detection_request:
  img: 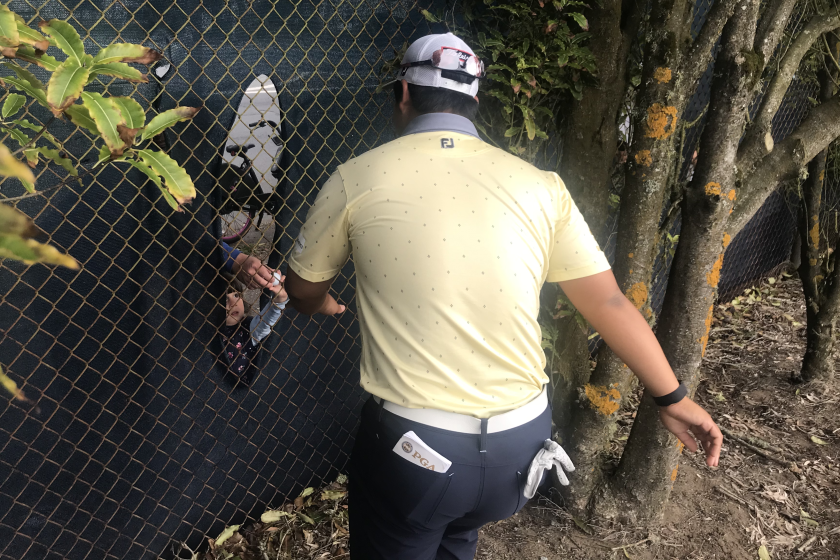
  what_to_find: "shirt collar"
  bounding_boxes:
[402,113,480,139]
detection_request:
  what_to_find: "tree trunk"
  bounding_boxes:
[560,0,639,243]
[561,0,739,516]
[797,33,839,383]
[601,0,761,523]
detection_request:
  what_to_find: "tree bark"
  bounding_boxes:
[602,0,761,523]
[561,0,739,516]
[730,95,840,234]
[560,0,641,242]
[739,14,840,172]
[797,33,839,383]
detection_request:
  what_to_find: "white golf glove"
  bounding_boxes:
[523,439,575,499]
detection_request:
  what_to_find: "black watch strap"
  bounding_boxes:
[653,382,688,406]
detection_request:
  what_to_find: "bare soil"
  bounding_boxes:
[478,273,840,560]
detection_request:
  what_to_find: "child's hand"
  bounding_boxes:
[272,274,288,304]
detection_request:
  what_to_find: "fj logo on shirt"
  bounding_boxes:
[441,138,454,149]
[294,234,306,255]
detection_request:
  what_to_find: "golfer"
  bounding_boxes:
[286,32,722,560]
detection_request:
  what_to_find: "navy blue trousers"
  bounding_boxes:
[349,397,552,560]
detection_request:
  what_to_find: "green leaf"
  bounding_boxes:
[0,142,35,186]
[504,126,521,137]
[64,104,99,135]
[299,487,315,498]
[2,93,25,118]
[88,62,146,83]
[47,59,90,115]
[2,76,48,107]
[136,149,195,204]
[111,97,145,128]
[525,117,536,140]
[38,20,85,64]
[81,91,126,155]
[0,364,31,403]
[11,118,60,148]
[3,61,45,90]
[298,513,315,525]
[260,510,293,523]
[0,5,19,47]
[1,126,31,149]
[0,231,78,267]
[139,106,199,143]
[810,435,828,445]
[420,9,439,22]
[758,545,770,560]
[16,22,49,51]
[570,13,589,31]
[32,147,76,175]
[117,158,179,211]
[92,43,161,65]
[6,45,60,71]
[95,144,111,166]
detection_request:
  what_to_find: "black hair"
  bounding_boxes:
[393,81,479,121]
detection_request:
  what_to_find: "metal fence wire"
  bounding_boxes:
[0,1,821,560]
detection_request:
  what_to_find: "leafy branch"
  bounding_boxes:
[0,5,201,401]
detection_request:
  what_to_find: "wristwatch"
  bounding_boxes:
[653,381,688,406]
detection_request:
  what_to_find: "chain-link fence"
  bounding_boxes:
[0,1,823,559]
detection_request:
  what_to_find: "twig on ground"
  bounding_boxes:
[610,537,650,551]
[715,485,749,507]
[722,428,793,467]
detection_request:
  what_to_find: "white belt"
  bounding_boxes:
[372,387,548,434]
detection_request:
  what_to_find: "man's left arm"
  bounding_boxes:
[285,172,351,316]
[558,271,722,467]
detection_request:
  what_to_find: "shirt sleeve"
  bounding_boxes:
[546,173,611,283]
[288,171,351,282]
[220,241,241,272]
[250,298,286,344]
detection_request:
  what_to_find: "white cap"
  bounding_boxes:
[397,32,481,97]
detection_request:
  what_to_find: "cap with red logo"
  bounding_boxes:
[392,32,484,97]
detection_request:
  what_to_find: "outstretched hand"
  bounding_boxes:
[232,253,283,294]
[658,397,722,467]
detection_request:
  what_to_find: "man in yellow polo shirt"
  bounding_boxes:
[286,32,722,560]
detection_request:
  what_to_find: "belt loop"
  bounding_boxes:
[479,418,488,453]
[377,397,386,422]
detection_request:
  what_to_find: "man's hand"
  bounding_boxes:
[285,268,345,316]
[658,397,722,467]
[232,253,282,294]
[317,294,346,316]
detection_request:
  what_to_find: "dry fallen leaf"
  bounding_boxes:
[811,436,829,446]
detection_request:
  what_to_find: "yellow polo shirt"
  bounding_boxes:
[289,126,609,417]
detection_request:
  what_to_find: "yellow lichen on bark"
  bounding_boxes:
[644,104,678,139]
[705,182,722,196]
[634,150,652,167]
[809,219,819,248]
[628,253,634,258]
[810,258,818,266]
[583,384,621,416]
[726,189,736,201]
[706,253,724,287]
[653,67,672,83]
[820,169,825,183]
[626,282,648,309]
[722,233,731,248]
[670,464,679,482]
[699,304,714,356]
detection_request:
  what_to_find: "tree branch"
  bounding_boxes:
[730,95,840,234]
[680,0,739,89]
[753,0,801,64]
[739,14,840,171]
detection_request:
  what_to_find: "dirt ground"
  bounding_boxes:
[478,273,840,560]
[205,272,839,560]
